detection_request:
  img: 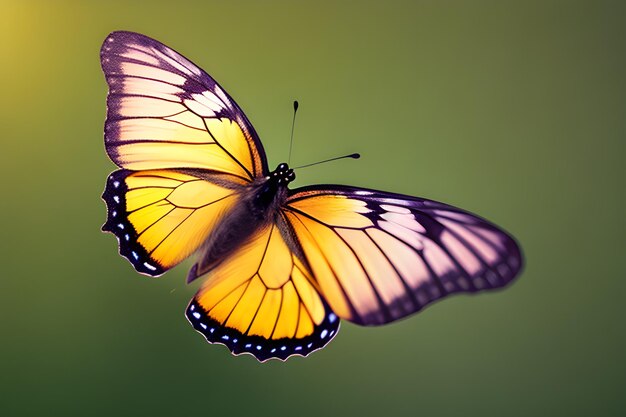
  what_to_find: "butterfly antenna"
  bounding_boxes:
[293,153,361,170]
[288,100,299,164]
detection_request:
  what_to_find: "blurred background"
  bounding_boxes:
[1,1,624,416]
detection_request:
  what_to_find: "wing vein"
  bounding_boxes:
[196,109,254,180]
[288,212,359,321]
[134,206,175,236]
[331,227,391,322]
[269,289,283,339]
[220,280,252,325]
[364,230,419,310]
[109,139,217,146]
[108,92,181,104]
[244,287,269,336]
[147,210,195,255]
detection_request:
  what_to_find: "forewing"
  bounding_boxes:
[186,222,340,362]
[102,169,240,276]
[284,185,523,325]
[100,31,268,181]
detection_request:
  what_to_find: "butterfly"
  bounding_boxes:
[100,31,523,362]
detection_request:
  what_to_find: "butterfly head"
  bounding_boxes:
[272,163,296,185]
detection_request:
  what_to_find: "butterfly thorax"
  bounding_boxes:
[187,163,295,282]
[251,163,295,218]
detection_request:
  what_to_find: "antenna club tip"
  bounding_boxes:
[351,153,361,159]
[293,100,299,111]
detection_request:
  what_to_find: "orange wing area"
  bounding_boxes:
[284,187,523,326]
[102,169,239,276]
[186,222,340,362]
[101,31,267,181]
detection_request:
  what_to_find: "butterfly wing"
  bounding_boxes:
[101,31,268,181]
[186,220,340,362]
[102,169,242,276]
[283,185,523,325]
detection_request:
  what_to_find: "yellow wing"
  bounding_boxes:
[101,31,268,182]
[186,221,340,362]
[102,169,240,276]
[284,186,523,326]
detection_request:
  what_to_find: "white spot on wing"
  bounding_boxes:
[143,262,157,271]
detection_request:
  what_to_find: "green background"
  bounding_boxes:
[1,1,624,416]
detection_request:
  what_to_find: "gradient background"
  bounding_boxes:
[1,1,624,416]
